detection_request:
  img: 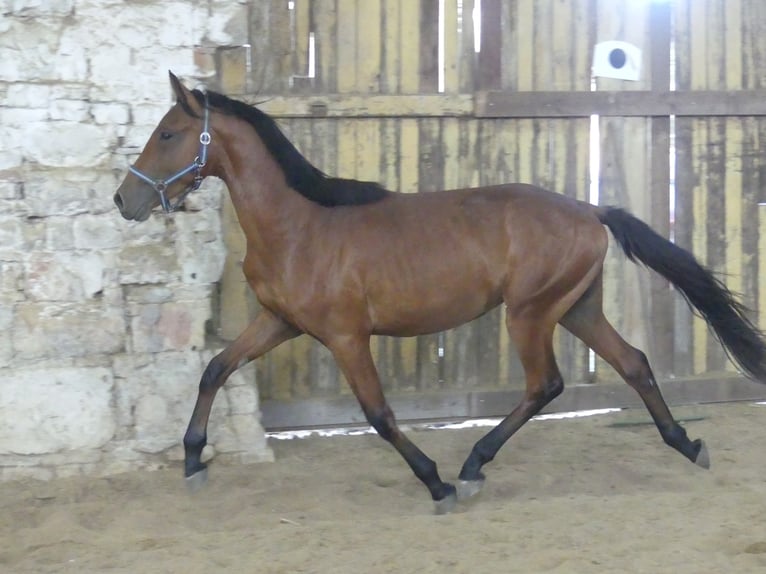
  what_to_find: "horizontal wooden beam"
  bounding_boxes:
[254,94,474,118]
[261,375,766,430]
[247,91,766,119]
[476,90,766,118]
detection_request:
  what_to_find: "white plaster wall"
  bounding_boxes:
[0,0,273,480]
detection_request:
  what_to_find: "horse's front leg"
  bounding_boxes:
[183,310,299,488]
[327,334,457,514]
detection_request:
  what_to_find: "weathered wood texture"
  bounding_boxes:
[216,0,766,426]
[674,0,766,378]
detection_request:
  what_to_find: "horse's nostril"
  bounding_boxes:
[114,192,124,210]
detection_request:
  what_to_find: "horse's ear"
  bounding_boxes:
[168,71,200,112]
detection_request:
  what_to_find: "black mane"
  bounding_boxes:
[187,90,389,207]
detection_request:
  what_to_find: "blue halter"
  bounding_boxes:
[128,96,211,213]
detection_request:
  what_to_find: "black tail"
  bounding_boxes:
[598,207,766,383]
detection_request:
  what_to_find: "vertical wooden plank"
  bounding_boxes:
[515,0,534,91]
[742,3,766,338]
[379,119,399,191]
[516,119,534,185]
[689,0,708,90]
[399,119,420,193]
[400,0,421,93]
[700,0,728,374]
[740,118,761,318]
[673,119,695,377]
[217,47,248,94]
[441,118,460,189]
[500,0,516,91]
[760,204,766,331]
[457,118,480,190]
[443,0,459,93]
[478,0,503,90]
[336,0,357,93]
[356,0,383,92]
[293,0,311,77]
[722,0,747,375]
[725,0,744,91]
[672,0,695,377]
[312,0,338,91]
[704,118,729,373]
[458,0,477,92]
[690,118,710,375]
[355,120,381,180]
[382,0,401,94]
[573,0,597,91]
[551,0,573,90]
[532,0,552,90]
[249,0,293,93]
[337,119,358,181]
[419,0,440,93]
[725,120,744,299]
[647,0,673,378]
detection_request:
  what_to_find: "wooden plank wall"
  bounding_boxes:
[215,0,766,418]
[674,0,766,377]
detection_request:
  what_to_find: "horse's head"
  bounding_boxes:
[114,72,211,221]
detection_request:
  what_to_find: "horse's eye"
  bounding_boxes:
[159,131,174,141]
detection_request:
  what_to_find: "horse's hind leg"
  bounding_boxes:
[560,279,709,468]
[183,310,299,488]
[458,315,563,493]
[327,334,457,514]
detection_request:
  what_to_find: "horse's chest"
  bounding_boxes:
[243,263,302,321]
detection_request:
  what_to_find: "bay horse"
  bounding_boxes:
[114,72,766,514]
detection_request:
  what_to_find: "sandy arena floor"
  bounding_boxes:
[2,402,765,573]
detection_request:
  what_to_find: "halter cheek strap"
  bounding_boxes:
[128,94,211,213]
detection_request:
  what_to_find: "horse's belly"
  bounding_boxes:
[369,286,502,337]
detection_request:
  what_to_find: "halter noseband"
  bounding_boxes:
[128,95,211,213]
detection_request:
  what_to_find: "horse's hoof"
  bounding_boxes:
[694,439,710,469]
[185,467,209,492]
[434,489,458,515]
[456,478,485,500]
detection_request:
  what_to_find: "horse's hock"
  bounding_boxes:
[0,1,273,481]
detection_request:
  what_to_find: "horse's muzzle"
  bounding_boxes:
[113,188,152,221]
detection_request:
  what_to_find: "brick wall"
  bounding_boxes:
[0,0,273,480]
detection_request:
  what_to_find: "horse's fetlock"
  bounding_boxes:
[660,423,688,448]
[184,429,207,452]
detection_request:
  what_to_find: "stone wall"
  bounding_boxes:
[0,0,273,480]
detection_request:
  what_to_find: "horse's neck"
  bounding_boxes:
[214,118,314,255]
